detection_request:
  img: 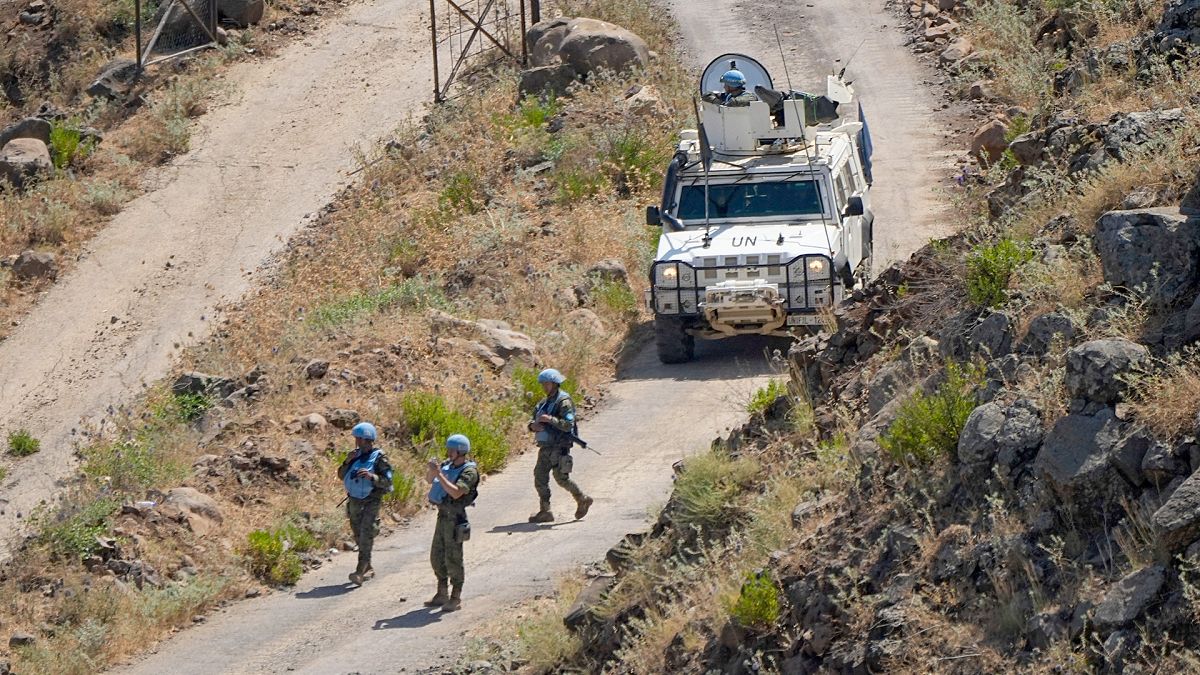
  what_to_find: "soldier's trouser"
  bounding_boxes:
[534,446,583,506]
[430,509,465,586]
[346,496,381,573]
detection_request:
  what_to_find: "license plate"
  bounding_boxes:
[787,315,823,326]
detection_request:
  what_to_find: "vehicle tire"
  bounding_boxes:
[655,316,694,364]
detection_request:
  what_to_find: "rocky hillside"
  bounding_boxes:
[455,1,1200,673]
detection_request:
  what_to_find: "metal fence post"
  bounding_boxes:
[430,0,442,102]
[135,0,143,74]
[530,0,539,24]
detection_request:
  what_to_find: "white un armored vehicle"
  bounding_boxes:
[645,54,875,363]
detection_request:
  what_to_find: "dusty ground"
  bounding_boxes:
[0,0,430,552]
[109,0,957,672]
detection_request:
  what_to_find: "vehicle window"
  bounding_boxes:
[677,180,824,220]
[838,165,854,198]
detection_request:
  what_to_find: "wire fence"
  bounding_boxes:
[137,0,219,69]
[431,0,533,102]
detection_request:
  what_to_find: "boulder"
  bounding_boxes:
[87,58,139,100]
[304,359,329,380]
[526,17,571,66]
[586,258,629,284]
[1064,339,1149,404]
[8,632,35,648]
[1095,209,1200,306]
[923,20,959,40]
[0,117,52,149]
[557,18,650,76]
[11,250,58,281]
[1018,311,1077,355]
[625,85,669,118]
[939,37,973,64]
[1007,131,1045,165]
[969,310,1013,358]
[163,487,223,535]
[518,64,579,99]
[326,409,360,430]
[937,0,957,10]
[564,308,606,335]
[1160,0,1200,43]
[1142,440,1187,485]
[1036,408,1130,503]
[301,413,327,432]
[957,399,1043,470]
[1153,469,1200,550]
[563,576,612,630]
[1185,293,1200,343]
[1181,167,1200,216]
[967,79,994,100]
[970,118,1009,164]
[479,326,537,363]
[1092,565,1165,629]
[0,138,52,188]
[172,372,237,399]
[217,0,263,27]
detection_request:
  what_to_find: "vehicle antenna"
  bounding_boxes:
[838,38,867,79]
[773,25,834,260]
[692,96,713,249]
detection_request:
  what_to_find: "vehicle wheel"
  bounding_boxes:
[655,316,694,364]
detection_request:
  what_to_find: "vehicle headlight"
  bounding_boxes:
[807,258,828,277]
[663,267,678,281]
[655,264,679,287]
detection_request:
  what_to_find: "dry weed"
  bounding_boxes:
[1127,350,1200,440]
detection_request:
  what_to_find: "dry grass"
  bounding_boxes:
[1128,351,1200,441]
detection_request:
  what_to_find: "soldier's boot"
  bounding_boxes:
[424,579,449,607]
[363,566,375,581]
[528,501,555,523]
[349,561,370,586]
[442,584,463,612]
[574,495,594,520]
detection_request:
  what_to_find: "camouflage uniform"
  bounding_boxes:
[338,449,392,577]
[703,88,756,107]
[531,391,590,519]
[430,462,479,588]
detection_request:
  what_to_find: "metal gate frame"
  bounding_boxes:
[135,0,220,72]
[429,0,541,102]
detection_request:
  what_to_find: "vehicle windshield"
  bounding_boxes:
[676,179,823,221]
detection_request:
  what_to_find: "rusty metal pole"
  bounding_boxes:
[135,0,143,75]
[519,0,527,65]
[430,0,442,102]
[530,0,539,24]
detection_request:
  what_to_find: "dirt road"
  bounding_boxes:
[116,1,955,673]
[0,0,431,549]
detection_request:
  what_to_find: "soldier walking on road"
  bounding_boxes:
[527,368,593,524]
[337,422,393,586]
[424,434,479,613]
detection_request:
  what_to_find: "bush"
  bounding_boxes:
[554,169,608,204]
[602,128,670,196]
[879,362,982,465]
[309,277,448,329]
[165,392,213,423]
[438,171,484,215]
[244,523,318,586]
[8,429,41,456]
[82,438,187,493]
[37,498,119,560]
[729,570,781,629]
[673,450,759,532]
[747,379,787,416]
[402,392,511,473]
[592,279,638,318]
[49,121,95,170]
[384,471,417,504]
[966,238,1033,307]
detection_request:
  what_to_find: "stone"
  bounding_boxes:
[1181,167,1200,216]
[87,58,139,99]
[939,37,973,64]
[172,372,237,399]
[587,258,629,284]
[1095,209,1200,306]
[1092,565,1165,629]
[163,487,223,535]
[8,632,35,648]
[969,310,1013,357]
[217,0,263,27]
[957,399,1043,469]
[562,576,611,630]
[525,17,571,66]
[1153,469,1200,550]
[557,18,650,76]
[564,308,606,335]
[625,84,669,118]
[519,64,579,99]
[304,359,329,380]
[1026,611,1068,650]
[301,413,327,431]
[1143,441,1187,485]
[11,250,57,281]
[937,0,957,10]
[1018,311,1077,355]
[1159,0,1200,43]
[325,409,360,430]
[1183,293,1200,343]
[923,19,959,40]
[0,117,51,149]
[1064,339,1149,405]
[970,118,1009,164]
[0,138,51,188]
[967,79,994,100]
[1036,408,1130,503]
[1007,131,1045,165]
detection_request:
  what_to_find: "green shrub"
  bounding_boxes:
[512,366,578,409]
[161,392,213,423]
[602,129,669,195]
[49,121,95,170]
[309,277,448,329]
[37,498,119,560]
[511,95,563,129]
[384,471,417,504]
[402,392,511,473]
[554,169,608,204]
[729,570,781,629]
[82,438,187,493]
[8,429,41,456]
[747,379,787,416]
[966,238,1033,307]
[244,523,318,586]
[879,362,982,465]
[438,171,484,215]
[673,450,759,531]
[593,279,638,318]
[84,178,131,216]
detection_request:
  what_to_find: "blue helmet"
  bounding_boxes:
[721,69,746,87]
[537,368,566,385]
[351,422,377,441]
[446,434,471,453]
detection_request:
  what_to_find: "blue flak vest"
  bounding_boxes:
[534,391,574,446]
[344,449,385,500]
[428,460,477,506]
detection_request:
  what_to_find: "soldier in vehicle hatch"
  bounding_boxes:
[702,69,756,107]
[527,368,593,523]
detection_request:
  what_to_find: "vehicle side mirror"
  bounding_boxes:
[646,205,662,226]
[843,195,864,218]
